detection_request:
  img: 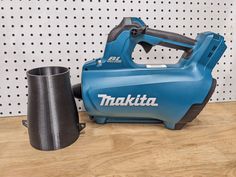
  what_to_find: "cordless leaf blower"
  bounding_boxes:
[73,17,227,130]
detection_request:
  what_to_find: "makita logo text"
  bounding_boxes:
[98,94,158,107]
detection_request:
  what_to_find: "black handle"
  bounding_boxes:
[146,28,196,45]
[142,28,195,52]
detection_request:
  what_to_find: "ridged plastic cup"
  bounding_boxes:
[26,66,84,151]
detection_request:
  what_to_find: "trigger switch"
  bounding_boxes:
[139,42,153,53]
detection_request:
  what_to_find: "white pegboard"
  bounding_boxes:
[0,0,235,117]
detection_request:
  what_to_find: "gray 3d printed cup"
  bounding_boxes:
[25,66,85,151]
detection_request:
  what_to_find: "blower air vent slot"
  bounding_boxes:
[208,52,213,58]
[207,46,217,58]
[212,46,217,51]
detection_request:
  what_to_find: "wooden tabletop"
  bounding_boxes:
[0,102,236,177]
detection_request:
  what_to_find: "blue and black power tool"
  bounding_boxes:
[73,17,227,130]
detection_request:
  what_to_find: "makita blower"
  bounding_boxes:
[73,17,227,130]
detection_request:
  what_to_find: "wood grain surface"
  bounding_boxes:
[0,102,236,177]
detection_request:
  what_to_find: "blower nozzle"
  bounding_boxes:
[73,83,82,99]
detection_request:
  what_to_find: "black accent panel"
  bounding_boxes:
[107,17,142,42]
[174,79,217,130]
[146,28,196,46]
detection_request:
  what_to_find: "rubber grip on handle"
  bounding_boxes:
[145,28,196,51]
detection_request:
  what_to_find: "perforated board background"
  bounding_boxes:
[0,0,235,117]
